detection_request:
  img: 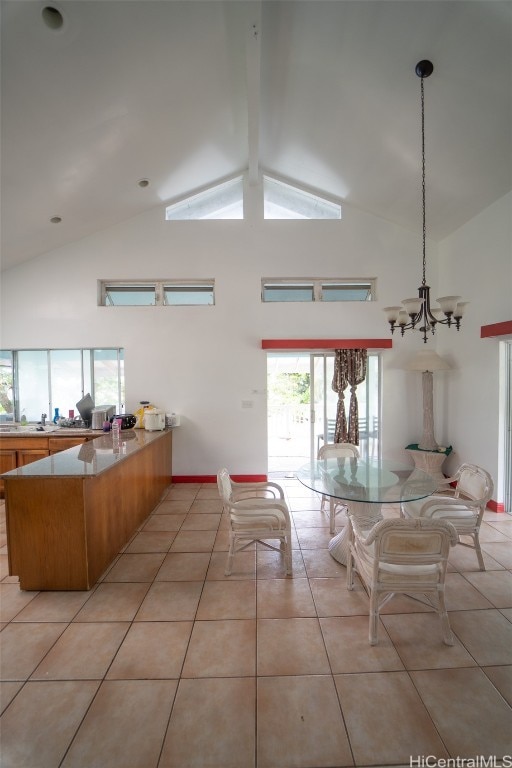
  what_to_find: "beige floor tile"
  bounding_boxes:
[335,671,449,765]
[196,580,256,619]
[124,530,176,553]
[411,667,512,758]
[61,679,177,768]
[500,607,512,622]
[12,589,91,622]
[257,618,330,676]
[160,677,255,768]
[448,543,505,571]
[180,512,222,531]
[0,681,23,714]
[449,609,512,665]
[156,551,211,581]
[135,581,202,621]
[485,519,512,537]
[480,541,512,569]
[302,549,346,578]
[462,569,512,607]
[73,582,150,621]
[188,498,223,514]
[257,675,353,768]
[165,484,201,499]
[0,680,99,768]
[30,622,129,680]
[321,615,404,672]
[0,553,11,580]
[444,571,494,610]
[154,498,193,514]
[206,550,256,580]
[256,577,316,618]
[195,485,223,499]
[310,576,369,617]
[482,665,512,707]
[170,529,217,552]
[142,513,186,532]
[0,623,67,680]
[256,549,306,579]
[292,510,331,528]
[103,552,166,582]
[0,583,38,622]
[476,520,511,542]
[212,527,231,550]
[106,621,193,679]
[381,612,478,669]
[182,619,256,677]
[296,527,332,549]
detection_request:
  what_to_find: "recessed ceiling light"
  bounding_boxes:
[50,216,62,224]
[137,179,150,188]
[42,6,64,30]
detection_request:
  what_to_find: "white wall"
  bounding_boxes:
[436,191,512,505]
[2,187,509,486]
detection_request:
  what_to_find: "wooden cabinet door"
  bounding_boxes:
[17,449,49,466]
[49,437,87,454]
[0,449,18,493]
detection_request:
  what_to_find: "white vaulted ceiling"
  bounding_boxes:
[1,0,511,270]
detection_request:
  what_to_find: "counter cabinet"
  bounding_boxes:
[3,429,172,590]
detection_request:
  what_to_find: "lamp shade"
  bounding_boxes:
[407,350,450,372]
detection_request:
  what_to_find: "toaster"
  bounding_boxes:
[91,405,116,429]
[110,414,137,430]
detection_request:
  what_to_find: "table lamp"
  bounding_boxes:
[407,350,450,451]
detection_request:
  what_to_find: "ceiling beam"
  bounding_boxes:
[246,5,262,186]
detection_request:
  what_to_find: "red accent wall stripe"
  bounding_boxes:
[173,474,267,484]
[481,320,512,338]
[261,338,392,350]
[488,499,505,513]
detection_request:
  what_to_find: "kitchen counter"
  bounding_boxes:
[3,429,172,590]
[2,429,161,478]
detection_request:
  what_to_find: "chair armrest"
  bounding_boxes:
[231,480,284,500]
[231,498,289,515]
[418,496,481,516]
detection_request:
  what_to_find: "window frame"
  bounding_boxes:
[261,278,376,303]
[99,280,215,307]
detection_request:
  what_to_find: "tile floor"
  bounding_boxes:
[1,480,511,768]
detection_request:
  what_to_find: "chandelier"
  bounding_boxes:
[384,60,468,344]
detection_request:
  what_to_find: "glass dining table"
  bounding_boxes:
[296,457,438,565]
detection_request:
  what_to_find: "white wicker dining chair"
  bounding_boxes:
[217,468,293,577]
[347,513,458,646]
[317,442,359,534]
[400,463,494,571]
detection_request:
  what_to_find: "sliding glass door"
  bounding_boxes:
[267,352,380,475]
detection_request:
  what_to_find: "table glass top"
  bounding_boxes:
[296,457,437,504]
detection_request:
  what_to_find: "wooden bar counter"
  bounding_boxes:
[2,429,172,590]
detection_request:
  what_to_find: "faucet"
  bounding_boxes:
[41,413,47,426]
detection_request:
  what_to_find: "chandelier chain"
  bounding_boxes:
[421,75,427,287]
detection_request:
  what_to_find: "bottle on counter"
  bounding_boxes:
[53,407,60,424]
[111,418,120,442]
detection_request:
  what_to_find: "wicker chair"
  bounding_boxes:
[401,463,494,571]
[347,513,457,645]
[317,442,359,534]
[217,468,292,576]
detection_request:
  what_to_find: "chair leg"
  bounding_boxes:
[369,591,379,645]
[438,590,454,646]
[329,497,336,535]
[473,534,486,571]
[346,550,354,590]
[225,535,235,576]
[284,533,293,575]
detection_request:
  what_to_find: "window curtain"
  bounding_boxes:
[332,349,367,444]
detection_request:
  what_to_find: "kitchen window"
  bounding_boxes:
[0,348,124,424]
[262,279,375,303]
